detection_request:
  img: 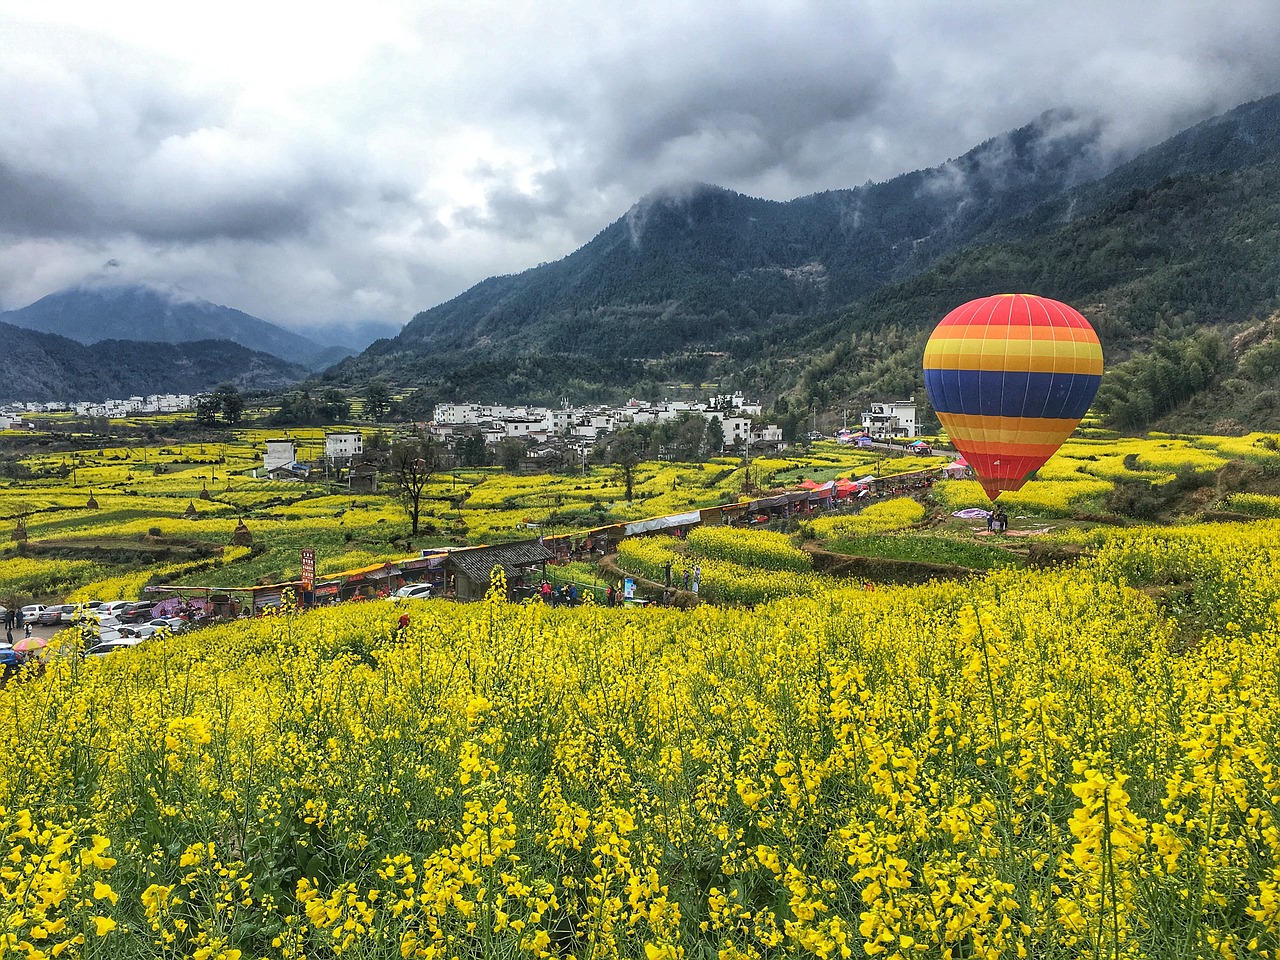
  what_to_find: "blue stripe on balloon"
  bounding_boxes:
[924,369,1101,420]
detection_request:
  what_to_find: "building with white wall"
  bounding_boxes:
[264,439,297,472]
[325,431,363,464]
[861,400,919,439]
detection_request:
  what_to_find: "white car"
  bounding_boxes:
[148,618,188,632]
[119,624,160,640]
[19,604,46,623]
[97,601,132,618]
[86,637,143,656]
[390,583,434,600]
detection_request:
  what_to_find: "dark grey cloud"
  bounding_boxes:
[2,1,1280,332]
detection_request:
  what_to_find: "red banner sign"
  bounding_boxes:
[301,549,315,590]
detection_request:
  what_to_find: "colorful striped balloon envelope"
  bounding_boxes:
[923,294,1103,501]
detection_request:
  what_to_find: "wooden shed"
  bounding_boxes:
[445,540,554,601]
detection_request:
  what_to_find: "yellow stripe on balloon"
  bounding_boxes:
[923,337,1103,375]
[939,412,1080,448]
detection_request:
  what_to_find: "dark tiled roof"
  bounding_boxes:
[447,540,553,584]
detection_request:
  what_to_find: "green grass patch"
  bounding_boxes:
[825,533,1024,570]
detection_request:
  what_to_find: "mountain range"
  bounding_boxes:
[345,107,1117,369]
[8,91,1280,428]
[0,321,309,403]
[327,91,1280,432]
[0,282,360,372]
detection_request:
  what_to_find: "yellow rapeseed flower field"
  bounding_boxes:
[3,429,1280,958]
[0,521,1278,959]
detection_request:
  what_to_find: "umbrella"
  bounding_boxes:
[13,636,47,653]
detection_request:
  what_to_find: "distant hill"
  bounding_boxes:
[0,282,352,370]
[327,91,1280,432]
[0,322,309,403]
[341,107,1118,375]
[766,158,1280,432]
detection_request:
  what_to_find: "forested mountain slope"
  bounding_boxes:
[0,322,308,403]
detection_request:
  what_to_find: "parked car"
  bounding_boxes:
[120,602,155,623]
[119,624,160,640]
[97,601,131,619]
[85,637,143,657]
[148,618,188,632]
[37,604,78,625]
[19,604,46,624]
[391,583,434,600]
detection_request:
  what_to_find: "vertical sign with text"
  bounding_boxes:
[300,548,315,591]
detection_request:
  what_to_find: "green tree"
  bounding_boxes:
[673,413,707,461]
[318,388,350,421]
[455,431,487,467]
[706,415,725,454]
[364,382,392,422]
[497,439,527,472]
[213,383,245,424]
[194,394,220,426]
[609,431,645,501]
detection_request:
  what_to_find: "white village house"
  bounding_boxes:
[324,431,363,465]
[429,397,786,454]
[263,439,297,472]
[861,400,919,439]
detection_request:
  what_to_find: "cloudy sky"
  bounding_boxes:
[2,1,1278,342]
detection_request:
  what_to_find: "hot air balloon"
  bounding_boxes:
[923,294,1102,501]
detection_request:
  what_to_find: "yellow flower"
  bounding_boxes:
[93,916,117,936]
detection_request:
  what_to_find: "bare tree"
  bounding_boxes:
[389,438,439,536]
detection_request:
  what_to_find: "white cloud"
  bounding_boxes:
[1,0,1278,334]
